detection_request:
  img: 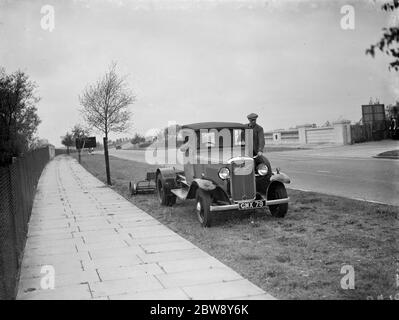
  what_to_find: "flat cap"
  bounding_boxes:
[247,113,258,120]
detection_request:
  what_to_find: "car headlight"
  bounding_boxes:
[257,163,268,176]
[218,167,230,180]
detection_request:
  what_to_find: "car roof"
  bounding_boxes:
[182,122,247,130]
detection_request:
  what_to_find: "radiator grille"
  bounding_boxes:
[230,158,256,201]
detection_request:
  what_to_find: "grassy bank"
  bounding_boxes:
[73,153,398,300]
[375,150,399,159]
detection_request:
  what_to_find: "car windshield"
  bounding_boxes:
[198,129,246,149]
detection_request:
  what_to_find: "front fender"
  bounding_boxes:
[186,180,230,202]
[186,178,217,199]
[270,172,290,184]
[193,178,216,191]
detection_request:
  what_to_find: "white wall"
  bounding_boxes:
[264,120,352,146]
[306,127,335,144]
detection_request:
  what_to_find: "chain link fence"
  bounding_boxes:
[0,146,53,300]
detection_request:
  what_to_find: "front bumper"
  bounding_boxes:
[210,197,290,212]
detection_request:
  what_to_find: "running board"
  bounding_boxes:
[171,188,189,200]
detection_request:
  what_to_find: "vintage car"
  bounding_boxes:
[155,122,291,227]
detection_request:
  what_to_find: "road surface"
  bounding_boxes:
[98,147,399,206]
[267,152,398,206]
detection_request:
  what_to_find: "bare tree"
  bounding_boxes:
[71,124,90,163]
[79,63,135,185]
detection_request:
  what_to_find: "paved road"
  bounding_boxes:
[101,146,399,206]
[267,153,399,206]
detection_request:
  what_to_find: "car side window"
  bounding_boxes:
[234,129,245,146]
[200,132,216,148]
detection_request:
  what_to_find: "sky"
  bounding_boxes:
[0,0,397,147]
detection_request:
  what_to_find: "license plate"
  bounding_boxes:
[238,199,266,210]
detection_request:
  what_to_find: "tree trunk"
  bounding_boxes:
[103,136,112,185]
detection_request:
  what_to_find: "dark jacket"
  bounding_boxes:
[248,123,265,155]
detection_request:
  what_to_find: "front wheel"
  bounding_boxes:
[268,184,288,218]
[195,189,212,227]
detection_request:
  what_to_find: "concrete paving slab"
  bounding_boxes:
[22,245,78,256]
[24,236,80,248]
[27,232,75,241]
[117,220,162,228]
[75,239,130,252]
[88,246,145,260]
[141,241,197,254]
[138,248,209,264]
[18,283,92,300]
[73,229,120,238]
[131,234,186,246]
[20,263,84,278]
[17,156,275,300]
[18,270,100,293]
[74,223,117,232]
[21,251,89,267]
[109,288,189,300]
[182,279,266,300]
[82,255,143,269]
[81,233,131,244]
[27,227,78,237]
[157,257,226,273]
[90,276,163,298]
[129,229,177,239]
[156,267,242,288]
[97,264,164,281]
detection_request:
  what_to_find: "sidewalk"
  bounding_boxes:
[17,156,274,300]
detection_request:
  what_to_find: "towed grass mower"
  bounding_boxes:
[129,172,156,195]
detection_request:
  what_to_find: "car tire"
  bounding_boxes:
[168,193,177,206]
[156,175,176,206]
[195,189,212,227]
[268,184,288,218]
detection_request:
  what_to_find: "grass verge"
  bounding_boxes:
[73,153,398,300]
[375,150,399,159]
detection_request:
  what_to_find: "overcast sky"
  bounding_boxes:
[0,0,397,146]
